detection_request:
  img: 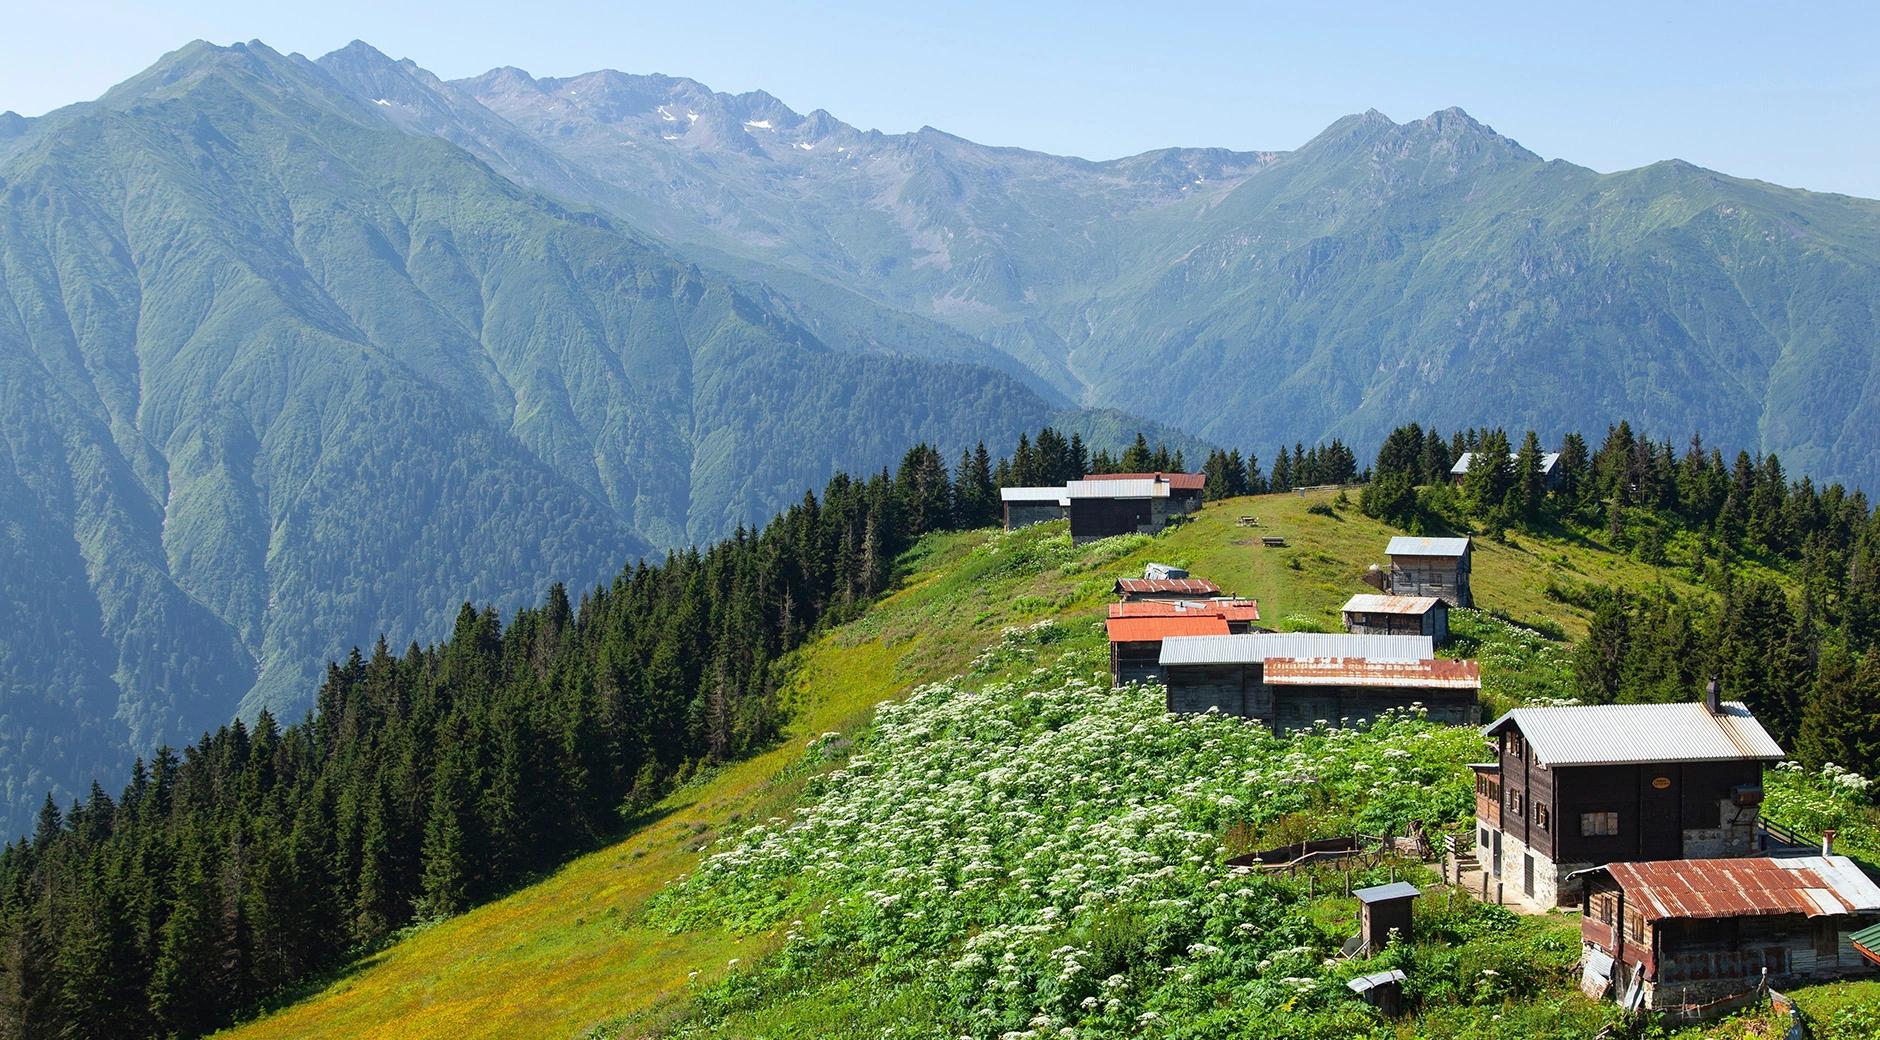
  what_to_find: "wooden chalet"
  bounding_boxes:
[1157,633,1479,732]
[1576,855,1880,1021]
[1066,473,1203,544]
[1000,486,1067,530]
[1105,598,1262,686]
[1474,695,1785,909]
[1342,593,1449,644]
[1385,536,1473,608]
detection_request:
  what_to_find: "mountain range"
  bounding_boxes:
[2,38,1879,833]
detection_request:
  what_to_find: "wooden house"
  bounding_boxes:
[1157,633,1479,732]
[1475,697,1785,909]
[1113,576,1222,602]
[1576,856,1880,1021]
[1067,475,1205,543]
[1000,486,1068,530]
[1450,451,1563,491]
[1385,537,1473,607]
[1342,594,1450,644]
[1105,598,1262,686]
[1081,471,1207,513]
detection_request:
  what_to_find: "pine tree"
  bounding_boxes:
[1120,433,1152,473]
[1796,643,1856,770]
[1513,430,1547,520]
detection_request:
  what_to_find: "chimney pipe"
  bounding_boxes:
[1824,829,1837,857]
[1704,678,1721,715]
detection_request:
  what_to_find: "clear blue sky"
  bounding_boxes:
[6,0,1878,197]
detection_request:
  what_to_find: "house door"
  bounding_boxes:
[1492,831,1502,877]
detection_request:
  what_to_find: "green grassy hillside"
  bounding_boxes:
[217,491,1872,1039]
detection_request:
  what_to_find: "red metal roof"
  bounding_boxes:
[1106,616,1232,643]
[1114,577,1222,596]
[1108,598,1261,622]
[1595,857,1880,922]
[1262,657,1481,689]
[1083,471,1207,490]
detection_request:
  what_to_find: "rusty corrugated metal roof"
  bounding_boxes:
[1108,598,1261,622]
[1083,471,1207,490]
[1263,657,1481,689]
[1160,633,1433,666]
[1106,616,1232,643]
[1341,594,1444,615]
[1115,577,1221,596]
[1596,856,1880,922]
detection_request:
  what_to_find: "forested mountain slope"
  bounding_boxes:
[0,41,1164,833]
[320,42,1880,489]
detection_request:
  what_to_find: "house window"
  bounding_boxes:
[1536,805,1550,830]
[1509,734,1524,759]
[1581,812,1620,837]
[1510,790,1524,816]
[1627,911,1646,943]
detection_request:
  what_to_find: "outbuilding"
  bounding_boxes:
[1385,536,1473,608]
[1355,881,1420,952]
[1576,856,1880,1021]
[1342,594,1450,644]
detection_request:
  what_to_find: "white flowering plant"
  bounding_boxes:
[645,646,1593,1038]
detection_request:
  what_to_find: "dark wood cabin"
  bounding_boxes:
[1157,633,1477,733]
[1107,615,1229,685]
[1104,599,1262,687]
[1577,856,1880,1022]
[1385,536,1473,608]
[1341,594,1450,645]
[999,486,1067,530]
[1066,474,1204,544]
[1477,698,1785,909]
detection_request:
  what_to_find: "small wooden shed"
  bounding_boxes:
[1341,593,1450,644]
[1347,968,1408,1017]
[1354,881,1419,952]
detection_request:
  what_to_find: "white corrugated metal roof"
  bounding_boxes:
[1065,478,1169,499]
[1341,594,1443,615]
[1450,451,1561,476]
[1158,632,1432,666]
[1386,536,1471,557]
[1000,486,1067,502]
[1481,701,1785,766]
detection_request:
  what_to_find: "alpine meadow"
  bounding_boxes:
[2,20,1880,1040]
